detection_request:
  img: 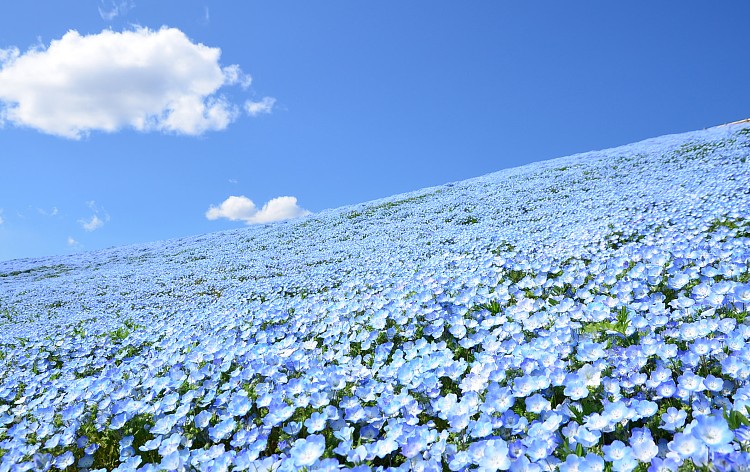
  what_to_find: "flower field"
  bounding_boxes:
[2,123,750,471]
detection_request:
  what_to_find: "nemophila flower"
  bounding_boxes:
[734,283,750,308]
[508,456,541,472]
[667,432,708,464]
[347,444,368,464]
[602,440,631,463]
[629,427,658,463]
[563,375,589,401]
[525,393,550,414]
[140,436,162,452]
[54,451,75,469]
[290,434,325,468]
[194,409,212,429]
[632,400,658,419]
[655,380,677,399]
[469,438,511,471]
[303,410,328,433]
[559,453,604,472]
[677,370,705,393]
[160,450,181,471]
[208,417,235,442]
[691,414,734,450]
[668,272,691,290]
[158,433,182,457]
[603,400,631,425]
[647,457,680,472]
[660,407,687,432]
[574,425,600,448]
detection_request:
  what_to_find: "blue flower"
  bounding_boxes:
[659,407,687,432]
[691,414,734,450]
[194,409,212,429]
[208,417,235,442]
[471,438,510,471]
[667,432,707,464]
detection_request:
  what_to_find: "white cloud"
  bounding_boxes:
[0,209,4,225]
[67,236,79,246]
[78,201,109,231]
[80,214,104,231]
[245,97,276,116]
[98,0,134,20]
[0,27,270,138]
[206,195,310,224]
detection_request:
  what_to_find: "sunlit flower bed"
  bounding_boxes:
[1,124,750,471]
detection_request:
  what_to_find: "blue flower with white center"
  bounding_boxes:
[558,453,604,471]
[655,380,677,399]
[629,427,658,463]
[449,450,471,471]
[667,432,707,464]
[208,417,235,442]
[194,409,212,429]
[158,432,182,457]
[660,407,687,432]
[469,438,510,471]
[691,414,734,450]
[677,370,704,393]
[602,440,631,463]
[469,414,494,439]
[54,451,75,469]
[150,414,178,435]
[525,393,550,414]
[603,400,631,425]
[227,393,252,417]
[734,283,750,308]
[647,457,681,472]
[159,450,181,471]
[302,410,327,433]
[563,375,589,401]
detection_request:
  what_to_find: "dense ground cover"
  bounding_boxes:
[1,123,750,471]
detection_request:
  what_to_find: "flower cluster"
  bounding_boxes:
[1,124,750,470]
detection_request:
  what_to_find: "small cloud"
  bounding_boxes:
[228,179,238,184]
[204,6,210,22]
[37,206,58,216]
[0,209,4,225]
[78,201,109,231]
[67,236,79,246]
[80,214,104,231]
[0,27,268,139]
[98,0,134,20]
[206,195,310,224]
[245,97,276,116]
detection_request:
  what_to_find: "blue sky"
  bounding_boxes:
[1,1,749,262]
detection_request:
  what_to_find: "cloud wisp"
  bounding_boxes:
[206,195,310,224]
[0,27,274,139]
[245,97,276,116]
[98,0,134,20]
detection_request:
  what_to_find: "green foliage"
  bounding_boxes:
[457,216,479,225]
[605,230,645,250]
[724,405,750,430]
[580,307,641,347]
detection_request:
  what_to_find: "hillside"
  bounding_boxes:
[1,122,750,470]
